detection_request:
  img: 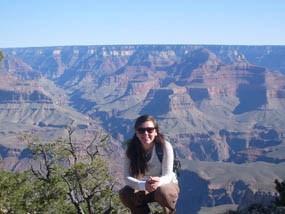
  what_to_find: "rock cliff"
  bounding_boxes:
[1,45,285,213]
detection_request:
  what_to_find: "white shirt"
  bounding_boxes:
[123,140,178,191]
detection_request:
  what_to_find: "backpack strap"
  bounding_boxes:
[155,142,181,177]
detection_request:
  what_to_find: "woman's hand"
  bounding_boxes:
[145,176,160,192]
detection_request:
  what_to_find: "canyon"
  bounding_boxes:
[0,45,285,213]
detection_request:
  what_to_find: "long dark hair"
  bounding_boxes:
[126,115,165,177]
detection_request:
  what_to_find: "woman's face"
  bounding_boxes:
[136,120,157,150]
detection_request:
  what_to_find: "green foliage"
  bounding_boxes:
[0,51,3,62]
[0,169,74,213]
[149,202,163,213]
[0,126,128,213]
[274,179,285,206]
[0,170,30,213]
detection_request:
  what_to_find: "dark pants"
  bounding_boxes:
[119,183,179,214]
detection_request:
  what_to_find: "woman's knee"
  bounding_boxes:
[155,183,179,210]
[119,186,135,207]
[119,186,149,208]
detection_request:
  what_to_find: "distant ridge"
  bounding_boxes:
[1,44,285,213]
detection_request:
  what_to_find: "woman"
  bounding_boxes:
[119,115,179,214]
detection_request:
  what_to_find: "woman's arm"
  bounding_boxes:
[158,141,175,186]
[123,156,147,190]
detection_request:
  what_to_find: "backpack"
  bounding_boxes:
[155,143,181,177]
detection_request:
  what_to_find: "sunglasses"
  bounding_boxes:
[137,127,156,134]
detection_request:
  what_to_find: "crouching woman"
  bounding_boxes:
[119,115,179,214]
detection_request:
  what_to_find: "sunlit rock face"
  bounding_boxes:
[1,45,285,212]
[2,45,285,163]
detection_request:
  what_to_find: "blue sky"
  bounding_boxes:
[1,0,284,48]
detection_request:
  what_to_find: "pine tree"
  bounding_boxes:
[0,51,126,213]
[12,124,128,213]
[274,179,285,206]
[0,51,3,62]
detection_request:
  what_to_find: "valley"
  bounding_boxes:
[0,44,285,213]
